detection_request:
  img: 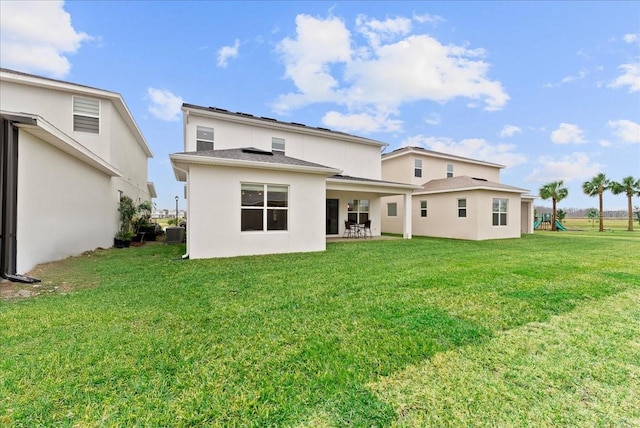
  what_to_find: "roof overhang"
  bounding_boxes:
[147,182,157,198]
[2,111,122,177]
[1,69,153,158]
[414,186,528,196]
[326,176,420,196]
[183,104,387,148]
[170,152,343,182]
[382,146,505,169]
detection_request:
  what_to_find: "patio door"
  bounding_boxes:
[326,199,339,235]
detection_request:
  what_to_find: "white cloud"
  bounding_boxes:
[599,140,612,148]
[543,69,588,88]
[413,13,445,25]
[608,62,640,92]
[623,33,639,44]
[550,123,586,144]
[401,135,527,169]
[525,152,604,183]
[147,88,183,122]
[273,13,509,132]
[0,0,90,78]
[424,113,441,126]
[499,125,522,138]
[355,14,412,49]
[608,119,640,144]
[322,111,403,133]
[217,39,240,68]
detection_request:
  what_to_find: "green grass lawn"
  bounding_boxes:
[1,233,639,426]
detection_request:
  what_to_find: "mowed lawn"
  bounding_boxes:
[1,232,639,426]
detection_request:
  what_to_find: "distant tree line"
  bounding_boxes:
[539,174,640,232]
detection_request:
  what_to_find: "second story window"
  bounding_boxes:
[414,159,422,177]
[73,96,100,134]
[447,163,454,178]
[196,126,214,151]
[272,137,285,153]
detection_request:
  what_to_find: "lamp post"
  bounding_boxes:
[175,196,179,225]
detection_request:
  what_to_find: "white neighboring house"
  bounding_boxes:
[170,104,417,260]
[381,146,535,240]
[0,68,155,280]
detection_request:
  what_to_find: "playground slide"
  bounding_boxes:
[533,220,541,230]
[554,220,567,231]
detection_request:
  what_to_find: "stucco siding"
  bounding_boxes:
[16,131,115,274]
[186,164,327,259]
[185,116,382,179]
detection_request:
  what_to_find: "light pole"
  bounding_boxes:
[175,196,179,225]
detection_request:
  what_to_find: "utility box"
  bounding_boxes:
[165,227,185,244]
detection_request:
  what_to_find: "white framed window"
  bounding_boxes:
[387,202,397,217]
[420,200,427,217]
[272,137,285,153]
[241,183,288,231]
[196,126,214,151]
[348,199,369,224]
[492,198,508,226]
[447,163,454,178]
[457,198,467,218]
[73,96,100,134]
[414,159,422,177]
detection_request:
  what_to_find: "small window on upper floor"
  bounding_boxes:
[73,96,100,134]
[447,163,454,178]
[272,137,285,153]
[196,126,214,151]
[414,159,422,177]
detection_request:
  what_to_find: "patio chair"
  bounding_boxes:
[363,219,372,238]
[343,220,353,238]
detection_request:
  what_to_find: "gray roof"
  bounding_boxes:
[176,147,335,169]
[330,174,417,187]
[182,103,386,146]
[419,176,528,193]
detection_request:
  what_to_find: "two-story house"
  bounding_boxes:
[170,103,418,259]
[381,146,535,240]
[0,68,155,280]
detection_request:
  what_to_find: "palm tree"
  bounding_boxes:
[610,176,640,231]
[586,208,598,227]
[539,180,568,231]
[582,173,610,232]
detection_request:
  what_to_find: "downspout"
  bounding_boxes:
[0,117,41,283]
[172,162,189,260]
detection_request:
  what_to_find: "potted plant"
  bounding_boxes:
[114,195,137,248]
[132,200,155,243]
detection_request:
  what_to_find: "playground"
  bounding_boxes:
[534,213,567,231]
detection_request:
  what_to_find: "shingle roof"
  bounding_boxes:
[176,147,335,169]
[330,174,416,187]
[182,103,386,147]
[419,176,528,193]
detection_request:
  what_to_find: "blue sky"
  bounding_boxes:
[1,1,639,211]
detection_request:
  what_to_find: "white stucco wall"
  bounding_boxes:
[326,190,382,237]
[16,131,116,274]
[186,164,328,259]
[185,115,382,179]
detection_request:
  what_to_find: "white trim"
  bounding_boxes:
[382,146,504,169]
[3,111,121,177]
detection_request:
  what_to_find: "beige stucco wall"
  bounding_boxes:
[16,131,115,274]
[185,164,328,259]
[185,115,382,179]
[410,190,522,240]
[381,151,502,186]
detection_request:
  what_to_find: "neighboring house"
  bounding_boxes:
[170,104,417,259]
[0,68,155,280]
[381,146,534,240]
